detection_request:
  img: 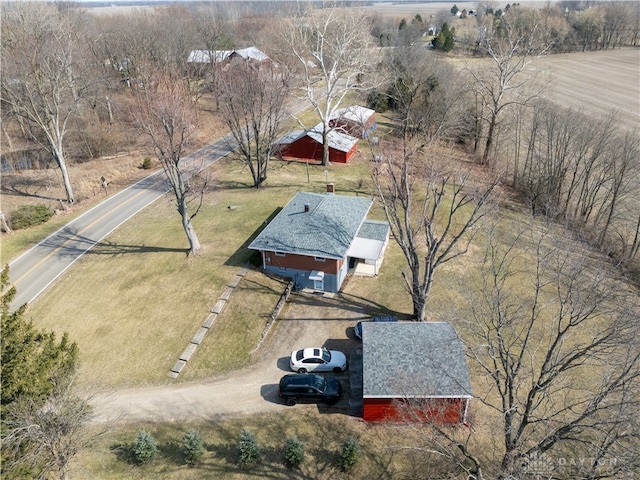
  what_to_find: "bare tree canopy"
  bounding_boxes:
[467,5,552,167]
[373,142,496,321]
[1,2,93,204]
[282,4,375,165]
[461,225,640,479]
[218,61,291,188]
[132,77,203,255]
[382,41,464,143]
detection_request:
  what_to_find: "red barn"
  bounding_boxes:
[273,123,358,164]
[362,322,472,424]
[329,106,376,139]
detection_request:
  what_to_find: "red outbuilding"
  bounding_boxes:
[329,105,376,139]
[362,321,472,424]
[273,123,359,164]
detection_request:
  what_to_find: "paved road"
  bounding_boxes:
[8,137,236,309]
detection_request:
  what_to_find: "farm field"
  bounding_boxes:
[530,48,640,132]
[448,48,639,133]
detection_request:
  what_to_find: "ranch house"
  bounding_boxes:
[362,321,472,424]
[248,187,390,292]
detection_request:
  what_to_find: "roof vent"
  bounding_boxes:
[304,203,310,213]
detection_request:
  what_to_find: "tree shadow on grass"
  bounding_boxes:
[224,207,282,268]
[110,442,137,465]
[157,439,185,466]
[284,290,407,321]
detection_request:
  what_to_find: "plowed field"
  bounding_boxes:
[530,48,639,131]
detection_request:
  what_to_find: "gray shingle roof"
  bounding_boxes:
[362,322,472,398]
[356,220,389,242]
[248,192,373,259]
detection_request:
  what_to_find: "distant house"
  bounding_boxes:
[362,322,472,424]
[329,106,376,139]
[248,188,390,292]
[187,46,270,70]
[273,123,359,164]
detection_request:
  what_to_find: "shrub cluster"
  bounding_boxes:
[124,428,364,472]
[10,204,54,230]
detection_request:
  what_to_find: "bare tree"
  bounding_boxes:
[383,399,485,480]
[2,377,97,480]
[218,61,291,188]
[373,141,495,321]
[512,101,640,265]
[1,3,92,204]
[467,5,550,166]
[459,225,640,479]
[190,7,233,112]
[282,4,375,165]
[385,224,640,479]
[132,77,202,255]
[383,39,464,144]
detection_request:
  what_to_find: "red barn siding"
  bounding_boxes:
[277,136,357,164]
[363,397,468,424]
[263,251,341,274]
[330,114,376,138]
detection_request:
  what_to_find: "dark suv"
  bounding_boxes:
[278,373,342,406]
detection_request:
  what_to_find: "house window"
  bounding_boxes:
[314,256,326,262]
[275,252,286,257]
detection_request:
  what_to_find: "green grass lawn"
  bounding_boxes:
[24,154,383,390]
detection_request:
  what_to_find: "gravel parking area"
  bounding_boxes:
[91,289,370,424]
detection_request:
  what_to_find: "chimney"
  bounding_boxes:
[304,203,310,213]
[326,183,335,194]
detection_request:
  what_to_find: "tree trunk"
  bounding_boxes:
[482,114,496,166]
[53,148,75,204]
[322,124,330,166]
[0,211,12,233]
[178,198,200,255]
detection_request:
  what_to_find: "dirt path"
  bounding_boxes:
[90,291,367,424]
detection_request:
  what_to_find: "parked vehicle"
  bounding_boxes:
[278,373,342,406]
[354,315,398,340]
[289,347,347,373]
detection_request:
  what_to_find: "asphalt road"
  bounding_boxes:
[8,136,236,309]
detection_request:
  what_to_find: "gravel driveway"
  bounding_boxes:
[91,290,370,424]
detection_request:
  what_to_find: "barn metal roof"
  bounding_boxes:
[362,322,472,399]
[187,46,269,63]
[331,105,375,123]
[248,192,373,259]
[273,123,358,153]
